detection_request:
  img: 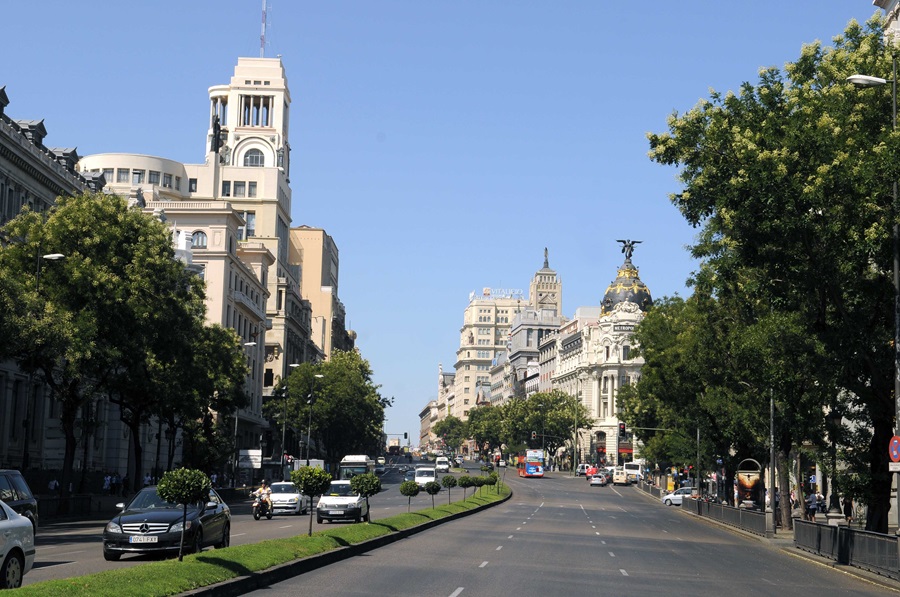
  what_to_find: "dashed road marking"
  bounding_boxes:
[449,588,464,597]
[620,569,628,576]
[479,561,489,568]
[609,552,616,558]
[496,546,503,551]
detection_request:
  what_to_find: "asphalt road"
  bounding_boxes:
[23,463,464,587]
[242,471,894,597]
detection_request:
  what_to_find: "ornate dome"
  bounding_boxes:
[600,257,652,315]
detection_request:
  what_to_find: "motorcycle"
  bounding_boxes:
[251,493,273,520]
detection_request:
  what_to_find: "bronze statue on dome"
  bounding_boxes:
[616,239,641,260]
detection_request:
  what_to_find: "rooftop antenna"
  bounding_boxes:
[260,0,267,58]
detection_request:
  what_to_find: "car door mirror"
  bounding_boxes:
[116,502,125,510]
[206,501,218,510]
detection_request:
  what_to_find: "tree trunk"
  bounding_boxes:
[129,419,144,494]
[867,418,893,533]
[777,449,793,531]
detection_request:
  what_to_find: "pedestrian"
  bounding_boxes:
[143,473,151,487]
[843,496,853,524]
[102,474,111,495]
[806,491,818,521]
[210,473,218,488]
[48,478,59,495]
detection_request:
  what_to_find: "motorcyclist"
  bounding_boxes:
[253,480,272,510]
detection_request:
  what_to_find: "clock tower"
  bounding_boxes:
[529,247,562,316]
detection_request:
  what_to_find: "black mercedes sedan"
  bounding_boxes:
[102,486,231,561]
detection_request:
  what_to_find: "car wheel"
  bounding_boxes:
[317,515,323,524]
[664,499,673,506]
[216,523,230,549]
[192,529,203,554]
[0,551,24,589]
[103,548,121,562]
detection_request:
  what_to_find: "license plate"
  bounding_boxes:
[329,510,343,515]
[129,535,158,543]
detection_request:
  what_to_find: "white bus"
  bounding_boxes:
[338,455,375,479]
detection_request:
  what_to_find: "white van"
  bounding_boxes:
[435,457,450,473]
[415,467,437,488]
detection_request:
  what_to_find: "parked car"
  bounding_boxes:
[662,487,694,506]
[0,470,38,532]
[316,480,369,523]
[269,481,311,515]
[102,486,231,561]
[0,499,35,589]
[415,467,437,488]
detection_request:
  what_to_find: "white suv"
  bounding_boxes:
[316,481,369,523]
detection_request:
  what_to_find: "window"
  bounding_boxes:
[238,211,256,240]
[191,231,208,249]
[175,176,182,190]
[623,346,631,360]
[148,170,160,185]
[234,181,246,197]
[117,169,129,183]
[132,170,145,184]
[248,181,257,197]
[163,173,172,188]
[244,149,265,167]
[189,178,197,192]
[102,168,113,182]
[222,181,231,197]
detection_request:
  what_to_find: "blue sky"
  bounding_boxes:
[3,1,881,444]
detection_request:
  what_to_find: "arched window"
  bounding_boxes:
[192,231,208,249]
[243,149,265,167]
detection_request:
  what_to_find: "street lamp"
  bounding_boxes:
[22,251,65,470]
[306,374,324,466]
[233,341,258,487]
[281,363,300,480]
[848,56,900,533]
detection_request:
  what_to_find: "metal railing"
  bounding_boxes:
[794,520,900,580]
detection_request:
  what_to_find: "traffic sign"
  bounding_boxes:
[891,462,900,472]
[890,436,900,463]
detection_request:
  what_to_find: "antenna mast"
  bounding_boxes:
[260,0,267,58]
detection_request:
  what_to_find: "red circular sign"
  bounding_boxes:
[890,436,900,462]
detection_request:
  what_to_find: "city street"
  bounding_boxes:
[244,471,894,597]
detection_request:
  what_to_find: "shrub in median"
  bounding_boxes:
[424,480,442,508]
[350,472,382,522]
[156,468,211,561]
[399,480,420,512]
[457,475,473,498]
[441,475,457,504]
[291,466,333,536]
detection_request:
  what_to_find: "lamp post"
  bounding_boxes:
[233,341,257,487]
[22,251,65,470]
[281,363,300,480]
[848,56,900,533]
[306,374,324,466]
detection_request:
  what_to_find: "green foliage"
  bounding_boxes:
[484,474,498,493]
[643,15,897,530]
[350,472,382,522]
[290,467,333,498]
[423,480,441,508]
[156,468,212,562]
[399,480,419,512]
[457,475,473,499]
[500,392,590,455]
[441,475,457,504]
[432,416,467,452]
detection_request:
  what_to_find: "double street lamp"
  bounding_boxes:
[848,57,900,533]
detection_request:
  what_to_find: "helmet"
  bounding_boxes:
[261,480,268,485]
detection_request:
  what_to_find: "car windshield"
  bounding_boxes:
[271,485,297,494]
[418,470,435,478]
[128,488,201,510]
[325,483,354,497]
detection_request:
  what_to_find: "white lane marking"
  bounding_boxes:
[592,525,596,529]
[449,588,465,597]
[595,532,600,535]
[662,529,669,533]
[609,552,616,557]
[620,569,629,576]
[516,527,522,531]
[232,533,247,537]
[496,546,503,551]
[508,535,514,539]
[479,561,489,568]
[279,525,293,529]
[601,541,606,545]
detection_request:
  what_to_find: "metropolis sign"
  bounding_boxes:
[471,287,525,300]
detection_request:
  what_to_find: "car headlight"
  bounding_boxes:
[288,497,298,503]
[170,520,193,532]
[105,521,122,533]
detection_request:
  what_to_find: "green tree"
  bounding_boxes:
[646,15,895,530]
[457,475,473,499]
[432,416,467,454]
[484,473,498,494]
[467,406,503,459]
[423,480,442,509]
[399,480,419,512]
[282,353,390,473]
[441,475,457,505]
[156,468,212,561]
[350,472,381,523]
[290,466,333,536]
[472,476,486,496]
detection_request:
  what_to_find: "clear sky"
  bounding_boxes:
[3,1,881,445]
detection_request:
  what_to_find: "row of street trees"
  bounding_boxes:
[619,15,898,532]
[270,351,391,473]
[0,193,250,499]
[432,391,592,462]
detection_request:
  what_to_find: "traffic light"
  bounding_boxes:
[210,115,225,154]
[618,422,626,435]
[531,431,537,440]
[404,432,408,439]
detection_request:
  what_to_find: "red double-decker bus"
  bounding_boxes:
[517,450,544,478]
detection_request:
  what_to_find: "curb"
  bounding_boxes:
[181,489,513,596]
